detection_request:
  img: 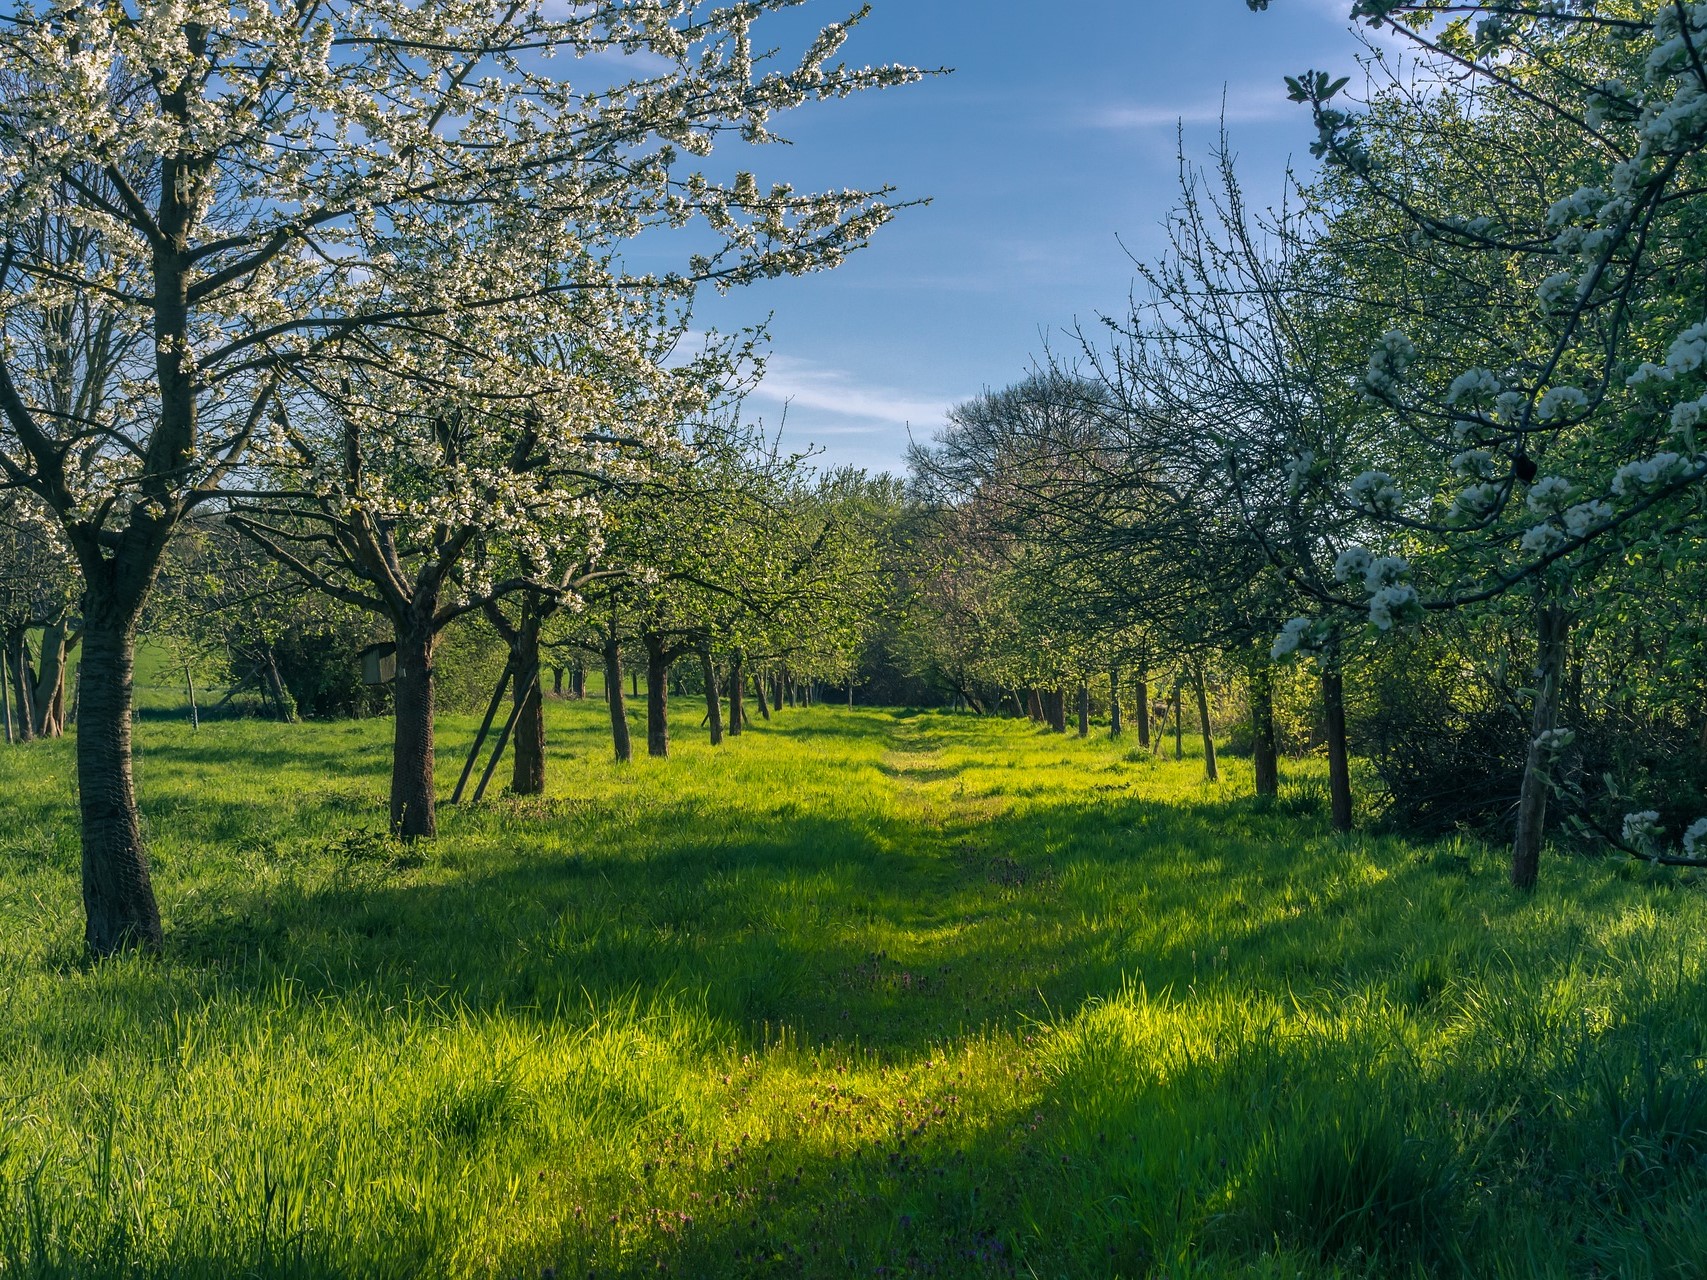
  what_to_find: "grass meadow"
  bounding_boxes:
[2,699,1706,1277]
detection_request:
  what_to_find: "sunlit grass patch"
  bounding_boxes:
[2,702,1706,1276]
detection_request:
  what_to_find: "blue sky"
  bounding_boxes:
[684,0,1388,474]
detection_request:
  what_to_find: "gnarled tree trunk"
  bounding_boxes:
[77,610,163,955]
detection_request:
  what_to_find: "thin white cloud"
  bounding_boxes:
[1089,84,1298,131]
[753,356,954,429]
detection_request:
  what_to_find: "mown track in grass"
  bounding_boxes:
[1,703,1705,1278]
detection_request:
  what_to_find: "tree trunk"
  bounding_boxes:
[390,617,438,839]
[784,670,795,708]
[1109,668,1122,738]
[1512,602,1570,891]
[1322,662,1353,833]
[7,631,34,743]
[1251,660,1279,799]
[755,668,772,721]
[510,616,546,796]
[264,646,296,722]
[1173,683,1183,761]
[33,621,70,738]
[1026,688,1043,722]
[1077,682,1090,738]
[604,635,632,764]
[571,660,586,700]
[1194,664,1218,782]
[1049,687,1068,734]
[552,665,564,697]
[76,613,163,955]
[644,637,671,758]
[701,651,724,745]
[729,654,745,737]
[0,646,11,745]
[1136,665,1150,749]
[185,660,199,731]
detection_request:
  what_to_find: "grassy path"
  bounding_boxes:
[2,706,1706,1277]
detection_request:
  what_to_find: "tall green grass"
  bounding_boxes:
[1,702,1704,1277]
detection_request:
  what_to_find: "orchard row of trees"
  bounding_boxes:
[895,1,1707,889]
[0,0,926,955]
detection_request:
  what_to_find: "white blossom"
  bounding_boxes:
[1445,368,1501,405]
[1562,501,1612,538]
[1684,818,1707,858]
[1537,386,1588,420]
[1520,523,1567,556]
[1451,449,1497,479]
[1363,555,1410,591]
[1368,583,1419,631]
[1271,616,1314,660]
[1333,545,1372,583]
[1534,727,1576,751]
[1611,451,1684,496]
[1526,475,1575,512]
[1347,470,1403,513]
[1623,810,1664,847]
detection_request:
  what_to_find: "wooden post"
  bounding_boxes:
[452,658,515,804]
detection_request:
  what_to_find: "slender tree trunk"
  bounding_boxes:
[701,651,724,745]
[33,621,70,738]
[1077,682,1090,738]
[264,646,295,723]
[1173,683,1183,760]
[1136,665,1150,749]
[729,654,745,737]
[571,660,585,700]
[7,631,34,743]
[1027,688,1044,722]
[755,668,771,721]
[1110,668,1123,738]
[1251,660,1279,799]
[604,634,632,763]
[510,616,546,796]
[0,647,11,745]
[77,612,163,955]
[1322,662,1353,833]
[390,616,438,839]
[784,669,795,708]
[1050,688,1068,734]
[1194,664,1218,782]
[552,665,564,697]
[1512,602,1570,890]
[185,660,199,731]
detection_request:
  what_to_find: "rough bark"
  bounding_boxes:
[1512,602,1570,891]
[755,668,772,720]
[390,616,438,839]
[604,634,632,763]
[645,637,672,758]
[1251,661,1280,799]
[571,660,586,700]
[32,621,70,738]
[551,665,564,696]
[1193,665,1218,782]
[509,620,545,796]
[701,651,724,745]
[77,613,163,955]
[1049,688,1068,734]
[1322,663,1353,834]
[6,631,33,743]
[1077,682,1090,738]
[1109,668,1122,738]
[729,654,745,737]
[1026,688,1044,723]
